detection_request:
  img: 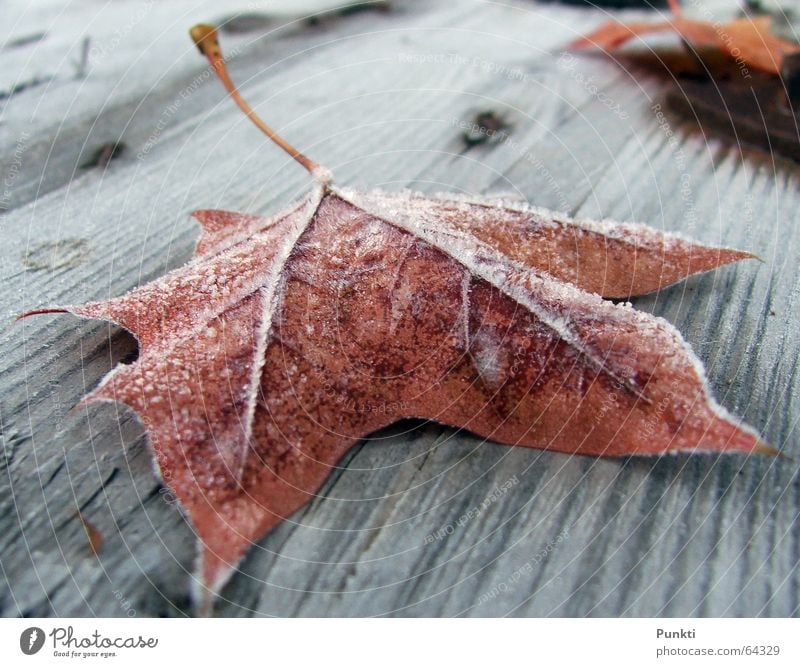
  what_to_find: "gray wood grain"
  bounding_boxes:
[1,0,798,618]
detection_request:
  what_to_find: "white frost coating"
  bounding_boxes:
[234,184,328,482]
[471,327,506,388]
[311,165,334,187]
[86,201,317,356]
[191,198,308,259]
[359,187,741,252]
[387,236,416,336]
[662,309,765,450]
[460,270,471,351]
[336,187,646,395]
[84,184,326,482]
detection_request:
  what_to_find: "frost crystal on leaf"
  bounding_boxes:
[22,23,769,611]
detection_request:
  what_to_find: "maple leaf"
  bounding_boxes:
[569,0,800,76]
[22,24,772,611]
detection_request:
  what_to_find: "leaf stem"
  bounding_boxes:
[190,24,327,181]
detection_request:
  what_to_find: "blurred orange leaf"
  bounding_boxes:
[570,11,800,75]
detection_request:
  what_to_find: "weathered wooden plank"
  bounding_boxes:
[1,0,798,618]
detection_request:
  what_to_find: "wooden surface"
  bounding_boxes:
[1,0,798,617]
